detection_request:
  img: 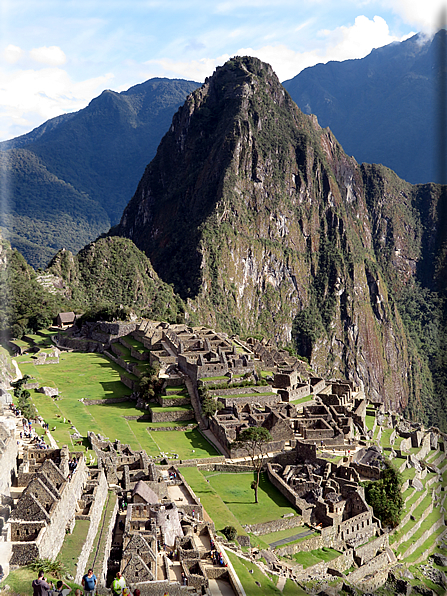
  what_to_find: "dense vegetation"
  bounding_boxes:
[363,461,404,528]
[0,234,187,340]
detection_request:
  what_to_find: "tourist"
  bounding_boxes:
[51,580,71,596]
[74,591,82,596]
[111,572,126,595]
[32,570,52,596]
[81,568,97,595]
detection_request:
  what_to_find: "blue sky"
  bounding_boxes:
[0,0,443,141]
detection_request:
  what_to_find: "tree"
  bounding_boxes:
[201,395,223,418]
[363,460,403,528]
[234,426,272,503]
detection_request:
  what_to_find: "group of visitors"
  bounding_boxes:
[31,571,71,596]
[210,538,226,567]
[9,403,21,416]
[68,457,79,473]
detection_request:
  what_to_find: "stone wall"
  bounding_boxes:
[347,551,390,585]
[150,409,195,423]
[246,515,302,536]
[83,397,130,406]
[0,423,18,497]
[353,533,388,565]
[98,493,119,586]
[266,464,311,520]
[400,517,445,559]
[351,462,381,480]
[295,549,354,580]
[121,375,136,391]
[39,456,88,560]
[218,393,280,408]
[157,396,191,407]
[57,334,102,352]
[274,532,344,556]
[74,471,108,585]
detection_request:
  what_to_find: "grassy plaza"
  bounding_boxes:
[13,351,218,459]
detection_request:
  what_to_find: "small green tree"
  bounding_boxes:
[201,395,223,418]
[138,364,161,402]
[222,526,237,541]
[234,426,272,503]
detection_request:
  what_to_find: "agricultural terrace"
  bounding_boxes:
[13,350,218,460]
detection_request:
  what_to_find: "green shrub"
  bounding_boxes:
[222,526,238,541]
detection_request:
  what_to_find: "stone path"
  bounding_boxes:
[276,576,286,591]
[268,528,314,548]
[208,578,237,596]
[201,428,228,456]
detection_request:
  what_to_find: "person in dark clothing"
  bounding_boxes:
[32,570,52,596]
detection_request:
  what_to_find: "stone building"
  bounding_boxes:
[9,446,87,565]
[267,442,381,548]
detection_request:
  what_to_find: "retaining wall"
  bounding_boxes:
[246,515,302,536]
[295,549,354,580]
[348,551,390,584]
[150,409,195,423]
[400,517,445,559]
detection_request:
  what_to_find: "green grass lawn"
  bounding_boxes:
[121,336,145,350]
[58,519,90,578]
[397,510,444,557]
[380,428,394,447]
[365,415,375,431]
[150,405,193,412]
[292,547,341,568]
[86,491,117,574]
[202,471,297,526]
[226,551,307,596]
[181,467,246,535]
[13,352,217,459]
[261,524,309,544]
[16,352,132,401]
[290,395,313,405]
[0,568,80,596]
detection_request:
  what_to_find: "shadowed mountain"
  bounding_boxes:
[283,31,445,185]
[0,77,199,268]
[115,56,447,429]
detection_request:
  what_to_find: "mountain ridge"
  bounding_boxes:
[0,77,200,268]
[116,55,442,421]
[283,31,443,185]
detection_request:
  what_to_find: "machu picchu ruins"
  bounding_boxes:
[1,319,447,596]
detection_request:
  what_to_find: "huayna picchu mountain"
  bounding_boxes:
[116,56,447,429]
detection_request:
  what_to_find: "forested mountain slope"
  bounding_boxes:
[0,78,199,268]
[116,56,447,429]
[283,31,444,186]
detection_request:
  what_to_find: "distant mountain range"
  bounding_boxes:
[0,78,199,267]
[283,30,444,186]
[1,31,444,269]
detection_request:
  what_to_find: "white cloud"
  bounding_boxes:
[29,46,67,66]
[2,45,23,64]
[237,15,415,80]
[140,15,414,84]
[0,67,114,141]
[142,55,231,82]
[382,0,446,33]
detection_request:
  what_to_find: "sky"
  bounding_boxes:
[0,0,445,142]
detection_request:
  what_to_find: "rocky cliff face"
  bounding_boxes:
[116,56,441,416]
